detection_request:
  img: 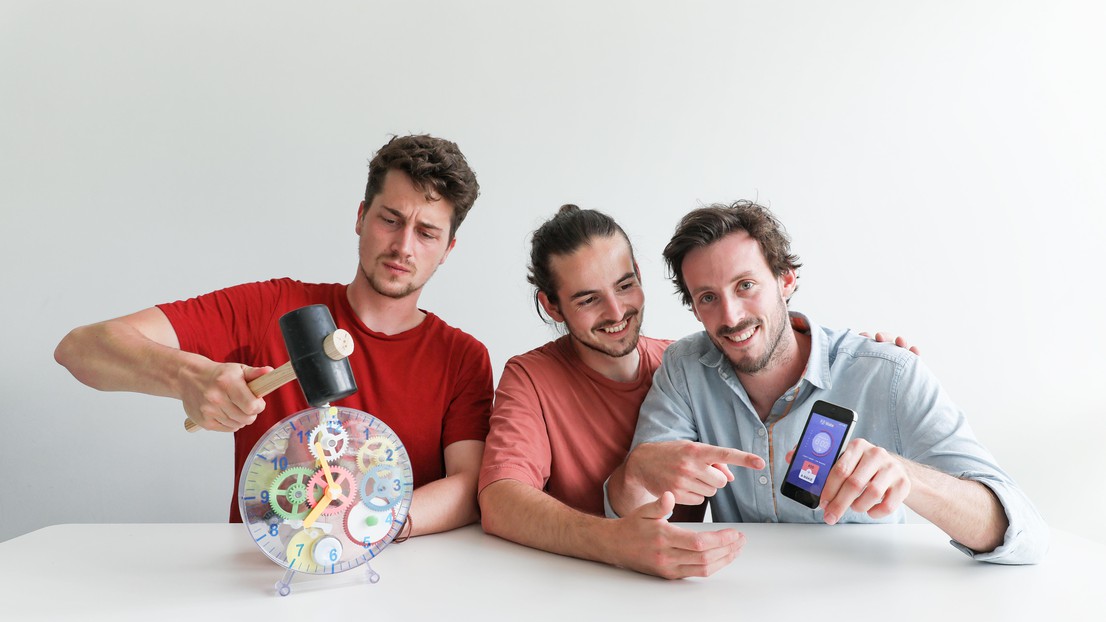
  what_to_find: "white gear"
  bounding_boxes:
[308,420,350,463]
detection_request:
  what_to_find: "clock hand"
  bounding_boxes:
[303,441,344,530]
[315,442,337,489]
[302,489,332,529]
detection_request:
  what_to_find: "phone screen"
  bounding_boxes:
[783,408,852,498]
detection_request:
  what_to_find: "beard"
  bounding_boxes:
[360,254,432,300]
[567,308,643,359]
[715,295,790,374]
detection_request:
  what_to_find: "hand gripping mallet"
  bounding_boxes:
[184,304,358,432]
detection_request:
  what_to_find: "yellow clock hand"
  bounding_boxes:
[304,441,344,530]
[302,490,332,529]
[315,442,336,488]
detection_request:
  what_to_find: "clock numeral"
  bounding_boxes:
[269,524,279,537]
[270,456,288,471]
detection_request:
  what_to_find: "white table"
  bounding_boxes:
[0,522,1099,620]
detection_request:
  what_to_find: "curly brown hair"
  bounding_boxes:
[364,134,480,239]
[664,201,802,307]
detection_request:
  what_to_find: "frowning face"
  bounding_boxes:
[354,169,456,300]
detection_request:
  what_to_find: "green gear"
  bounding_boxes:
[268,466,316,520]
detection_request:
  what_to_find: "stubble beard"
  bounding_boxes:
[568,309,643,359]
[361,254,429,300]
[718,295,791,375]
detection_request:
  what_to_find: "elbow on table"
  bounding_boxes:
[973,517,1051,565]
[476,481,514,538]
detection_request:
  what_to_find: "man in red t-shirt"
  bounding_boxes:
[56,134,492,538]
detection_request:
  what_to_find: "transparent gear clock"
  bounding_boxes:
[238,405,414,596]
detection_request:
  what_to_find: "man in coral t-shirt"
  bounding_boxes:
[56,135,492,538]
[478,204,747,579]
[478,205,916,579]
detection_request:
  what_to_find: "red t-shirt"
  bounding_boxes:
[478,335,671,516]
[158,278,493,522]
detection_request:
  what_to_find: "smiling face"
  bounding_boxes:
[539,234,645,361]
[682,230,798,375]
[354,169,456,300]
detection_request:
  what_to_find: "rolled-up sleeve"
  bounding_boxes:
[894,355,1049,564]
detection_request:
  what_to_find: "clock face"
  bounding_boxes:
[238,405,413,575]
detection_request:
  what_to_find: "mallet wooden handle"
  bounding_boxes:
[243,361,297,399]
[184,329,354,432]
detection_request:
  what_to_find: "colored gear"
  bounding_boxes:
[307,465,358,516]
[356,435,399,473]
[360,465,403,512]
[268,467,316,521]
[308,420,350,463]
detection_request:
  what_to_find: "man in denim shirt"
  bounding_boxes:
[606,201,1047,565]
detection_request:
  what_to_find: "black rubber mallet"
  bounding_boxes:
[184,304,357,432]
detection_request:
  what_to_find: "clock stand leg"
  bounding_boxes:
[276,567,297,596]
[365,561,380,584]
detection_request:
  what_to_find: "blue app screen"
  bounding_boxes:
[784,411,849,496]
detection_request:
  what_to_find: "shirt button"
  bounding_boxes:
[758,475,769,485]
[784,394,794,402]
[757,429,766,437]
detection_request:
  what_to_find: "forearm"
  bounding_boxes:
[406,470,480,536]
[902,459,1008,553]
[55,315,197,398]
[406,439,484,536]
[483,480,749,578]
[480,479,621,563]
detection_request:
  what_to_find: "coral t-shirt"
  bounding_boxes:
[478,335,670,515]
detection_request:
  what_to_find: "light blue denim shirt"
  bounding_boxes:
[607,312,1048,565]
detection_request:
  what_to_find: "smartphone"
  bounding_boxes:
[780,400,858,509]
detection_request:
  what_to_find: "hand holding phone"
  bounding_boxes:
[781,400,857,509]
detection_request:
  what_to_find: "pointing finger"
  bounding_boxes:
[700,444,765,470]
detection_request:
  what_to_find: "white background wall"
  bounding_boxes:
[2,1,1103,546]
